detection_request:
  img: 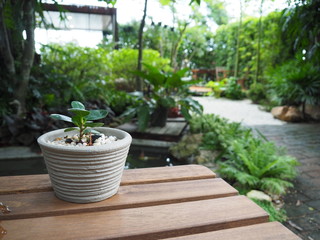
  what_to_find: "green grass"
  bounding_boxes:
[252,199,287,222]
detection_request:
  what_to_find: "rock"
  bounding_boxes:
[247,190,272,202]
[271,106,303,122]
[305,104,320,120]
[114,78,135,92]
[271,106,288,120]
[195,149,218,164]
[169,134,202,160]
[283,106,303,122]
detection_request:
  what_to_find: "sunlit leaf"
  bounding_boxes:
[86,109,108,121]
[50,114,72,123]
[71,101,85,109]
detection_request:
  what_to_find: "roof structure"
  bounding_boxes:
[41,3,118,44]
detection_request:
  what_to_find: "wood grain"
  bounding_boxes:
[0,178,237,220]
[0,174,52,195]
[121,164,216,185]
[161,222,301,240]
[1,196,269,240]
[0,164,215,194]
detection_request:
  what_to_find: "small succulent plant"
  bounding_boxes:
[50,101,108,141]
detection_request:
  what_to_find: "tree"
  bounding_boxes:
[136,0,148,91]
[0,0,36,117]
[253,0,264,86]
[0,0,115,118]
[234,0,243,78]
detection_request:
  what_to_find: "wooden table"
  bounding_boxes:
[0,165,300,240]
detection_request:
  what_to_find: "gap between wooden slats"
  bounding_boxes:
[0,178,237,220]
[1,196,269,240]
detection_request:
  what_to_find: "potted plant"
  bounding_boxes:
[122,63,203,131]
[37,101,132,203]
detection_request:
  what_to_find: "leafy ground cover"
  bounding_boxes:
[171,113,299,221]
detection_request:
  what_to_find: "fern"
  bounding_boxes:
[220,137,298,195]
[260,178,294,195]
[189,113,299,196]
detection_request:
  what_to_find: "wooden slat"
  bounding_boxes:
[161,222,301,240]
[0,174,52,195]
[121,164,216,185]
[1,196,269,240]
[0,164,215,195]
[0,178,237,220]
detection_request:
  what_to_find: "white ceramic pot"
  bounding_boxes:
[37,127,132,203]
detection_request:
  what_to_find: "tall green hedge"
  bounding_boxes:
[213,11,285,84]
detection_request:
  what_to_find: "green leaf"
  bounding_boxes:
[120,108,137,121]
[159,97,176,108]
[71,101,85,109]
[68,108,90,117]
[86,110,108,121]
[72,115,84,128]
[85,122,104,128]
[137,104,150,131]
[50,114,72,123]
[159,0,170,5]
[83,128,100,135]
[180,105,192,121]
[64,127,78,132]
[179,98,203,115]
[141,63,166,87]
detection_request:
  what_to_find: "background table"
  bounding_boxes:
[0,165,300,239]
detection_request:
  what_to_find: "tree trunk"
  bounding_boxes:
[254,0,264,86]
[170,22,188,71]
[14,0,35,117]
[0,2,16,77]
[136,0,148,91]
[234,0,243,78]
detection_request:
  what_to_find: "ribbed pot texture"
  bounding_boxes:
[37,127,132,203]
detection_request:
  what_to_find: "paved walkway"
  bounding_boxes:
[195,97,320,240]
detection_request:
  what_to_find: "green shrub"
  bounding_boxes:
[224,77,245,100]
[189,114,298,196]
[108,90,135,116]
[206,79,227,97]
[190,114,251,152]
[39,43,112,106]
[206,77,245,100]
[108,48,171,86]
[266,57,320,107]
[219,137,298,195]
[248,83,267,104]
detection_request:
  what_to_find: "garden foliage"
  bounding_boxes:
[206,77,245,100]
[189,114,298,196]
[121,64,203,131]
[37,44,171,108]
[266,57,320,108]
[213,3,320,108]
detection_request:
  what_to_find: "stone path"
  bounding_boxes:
[195,97,320,240]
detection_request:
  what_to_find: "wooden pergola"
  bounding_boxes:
[41,3,118,46]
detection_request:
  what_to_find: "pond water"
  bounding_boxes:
[126,146,186,169]
[0,145,186,176]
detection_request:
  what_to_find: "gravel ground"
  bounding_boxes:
[193,96,285,126]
